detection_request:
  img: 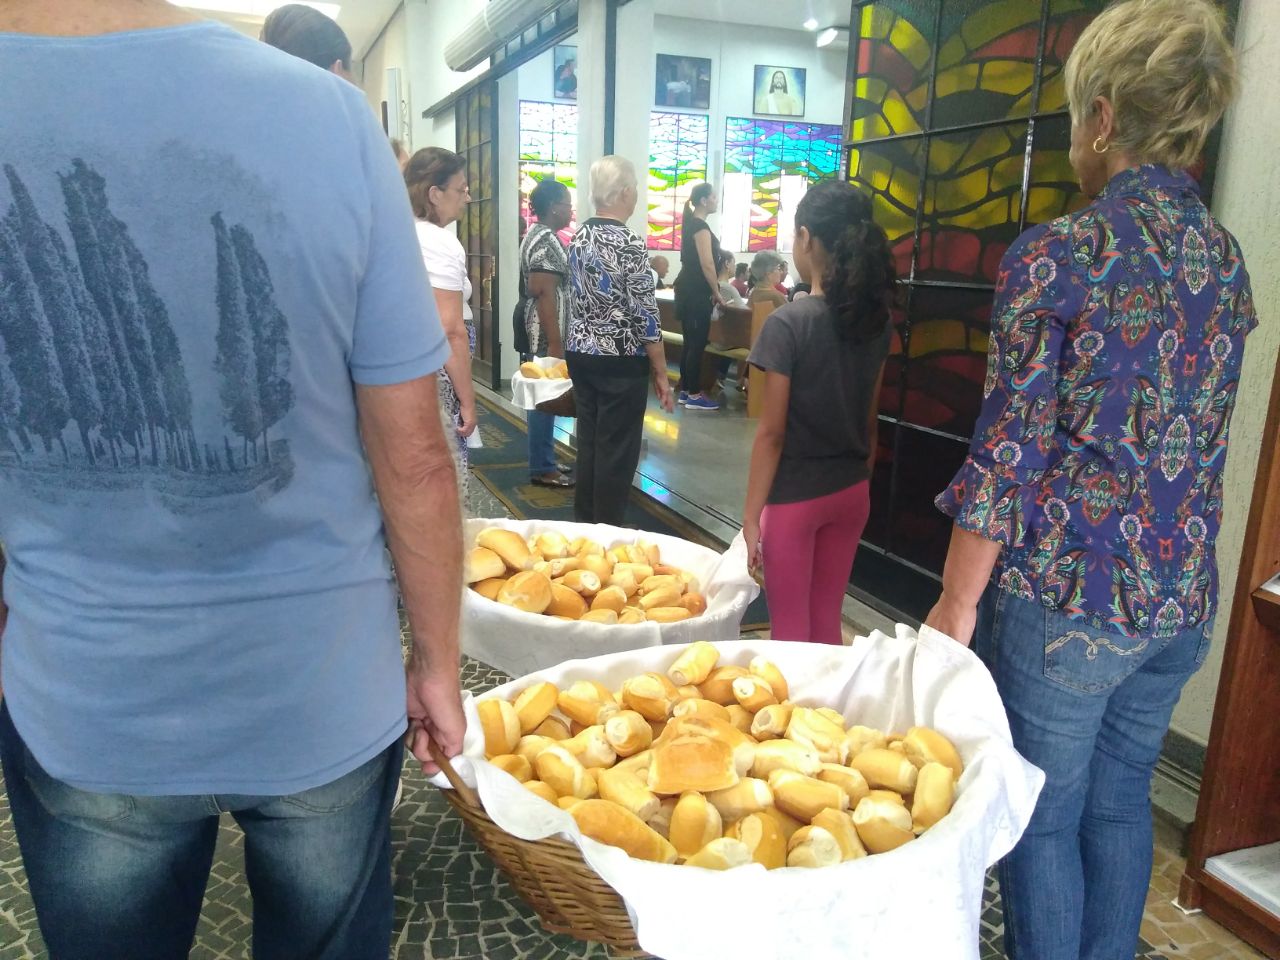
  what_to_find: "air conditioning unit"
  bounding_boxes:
[444,0,565,72]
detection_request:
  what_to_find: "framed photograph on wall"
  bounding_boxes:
[655,54,712,110]
[554,44,577,100]
[754,65,806,117]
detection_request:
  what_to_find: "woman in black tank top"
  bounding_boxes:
[674,182,724,411]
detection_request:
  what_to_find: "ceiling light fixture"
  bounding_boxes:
[175,1,341,19]
[803,17,819,30]
[816,27,840,47]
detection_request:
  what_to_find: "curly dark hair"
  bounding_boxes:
[795,180,896,343]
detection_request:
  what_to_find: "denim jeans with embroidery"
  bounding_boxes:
[0,703,401,960]
[974,583,1211,960]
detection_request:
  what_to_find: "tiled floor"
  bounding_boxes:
[0,476,1265,960]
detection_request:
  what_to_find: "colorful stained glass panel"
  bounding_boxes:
[518,100,578,243]
[850,0,936,140]
[648,111,709,251]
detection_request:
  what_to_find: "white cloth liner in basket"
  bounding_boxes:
[510,356,573,411]
[462,517,760,676]
[435,630,1044,960]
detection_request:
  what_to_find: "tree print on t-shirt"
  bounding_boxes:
[0,160,293,506]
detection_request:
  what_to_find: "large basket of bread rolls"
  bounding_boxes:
[511,356,576,417]
[431,632,1045,960]
[463,518,759,676]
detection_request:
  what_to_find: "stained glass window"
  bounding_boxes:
[647,111,709,251]
[846,0,1112,599]
[721,118,842,253]
[519,100,578,244]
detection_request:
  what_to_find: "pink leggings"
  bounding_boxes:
[760,480,870,645]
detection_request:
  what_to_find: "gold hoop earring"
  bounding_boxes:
[1092,136,1109,155]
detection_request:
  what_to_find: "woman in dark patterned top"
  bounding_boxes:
[566,155,675,525]
[519,178,574,488]
[924,2,1251,956]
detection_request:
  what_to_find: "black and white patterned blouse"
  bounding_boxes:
[567,218,660,361]
[518,221,570,355]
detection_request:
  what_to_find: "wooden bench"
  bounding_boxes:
[657,297,770,416]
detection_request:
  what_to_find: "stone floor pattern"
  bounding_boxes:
[0,480,1263,959]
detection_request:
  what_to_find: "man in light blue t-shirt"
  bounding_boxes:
[0,2,466,957]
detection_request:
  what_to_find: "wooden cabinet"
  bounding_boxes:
[1180,347,1280,958]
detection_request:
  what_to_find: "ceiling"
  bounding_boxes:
[180,0,403,59]
[650,0,851,32]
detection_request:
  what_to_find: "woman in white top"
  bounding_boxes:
[406,147,478,484]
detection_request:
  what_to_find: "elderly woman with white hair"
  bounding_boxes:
[566,155,675,525]
[924,1,1252,957]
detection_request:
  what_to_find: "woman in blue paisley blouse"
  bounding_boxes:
[924,1,1252,957]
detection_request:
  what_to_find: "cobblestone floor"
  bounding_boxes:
[0,478,1203,959]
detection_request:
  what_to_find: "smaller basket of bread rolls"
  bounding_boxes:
[462,518,759,676]
[511,356,576,417]
[430,633,1044,960]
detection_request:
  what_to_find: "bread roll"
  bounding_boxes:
[557,796,585,812]
[760,805,806,842]
[535,745,596,799]
[535,531,570,560]
[725,705,755,736]
[640,583,683,611]
[817,763,870,807]
[645,607,692,623]
[750,702,794,741]
[851,795,915,853]
[903,727,964,778]
[646,797,678,839]
[812,808,867,861]
[684,837,752,870]
[672,698,731,724]
[558,569,602,597]
[786,826,843,868]
[557,680,619,727]
[844,725,888,759]
[659,715,756,777]
[590,585,628,613]
[476,528,534,572]
[604,711,653,757]
[649,734,738,795]
[815,708,846,730]
[532,716,571,740]
[640,574,681,596]
[867,789,906,806]
[512,682,558,734]
[635,539,661,566]
[786,707,849,764]
[471,577,507,601]
[679,593,708,617]
[580,554,613,581]
[519,361,546,379]
[523,780,559,804]
[668,641,719,687]
[606,545,632,565]
[614,562,655,583]
[850,748,919,794]
[617,607,646,625]
[580,608,619,625]
[705,777,774,822]
[571,800,678,863]
[748,656,790,702]
[571,537,604,557]
[613,748,653,777]
[726,812,787,869]
[697,666,750,705]
[597,766,662,821]
[751,740,822,779]
[607,568,640,598]
[911,761,956,834]
[514,734,556,764]
[497,571,553,614]
[669,791,723,859]
[478,699,522,759]
[467,547,507,583]
[621,674,676,722]
[768,770,848,822]
[489,753,533,783]
[732,675,778,713]
[563,725,617,769]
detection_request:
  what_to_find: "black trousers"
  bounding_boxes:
[676,289,713,395]
[568,365,649,525]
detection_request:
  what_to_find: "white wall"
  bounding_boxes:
[1170,0,1280,745]
[359,4,410,142]
[404,0,489,151]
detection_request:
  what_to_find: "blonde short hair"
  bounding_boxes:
[1064,0,1236,170]
[590,155,637,210]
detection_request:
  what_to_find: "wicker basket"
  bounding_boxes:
[432,746,648,957]
[534,388,576,418]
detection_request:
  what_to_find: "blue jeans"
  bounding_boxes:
[975,585,1211,960]
[0,703,401,960]
[528,408,557,476]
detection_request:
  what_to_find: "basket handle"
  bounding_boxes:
[427,740,482,808]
